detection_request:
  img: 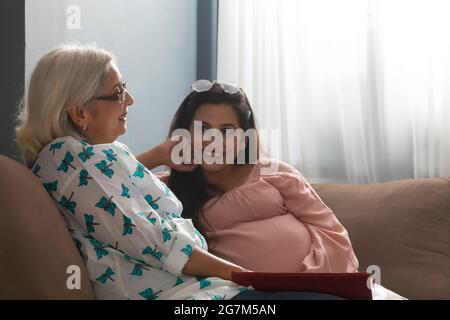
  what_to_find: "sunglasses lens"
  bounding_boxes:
[221,82,241,94]
[192,79,213,92]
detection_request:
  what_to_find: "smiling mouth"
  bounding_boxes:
[203,151,226,157]
[119,112,127,120]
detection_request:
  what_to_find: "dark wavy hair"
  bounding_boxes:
[167,83,260,232]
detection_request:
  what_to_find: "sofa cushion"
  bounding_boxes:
[313,178,450,300]
[0,155,94,299]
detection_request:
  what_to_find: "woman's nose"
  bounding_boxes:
[125,90,135,106]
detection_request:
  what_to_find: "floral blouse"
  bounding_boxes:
[32,135,245,300]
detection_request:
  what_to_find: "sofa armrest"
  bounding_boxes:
[0,155,94,299]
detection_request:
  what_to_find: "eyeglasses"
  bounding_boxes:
[191,79,242,95]
[85,82,128,105]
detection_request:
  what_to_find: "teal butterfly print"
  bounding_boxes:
[163,212,172,220]
[144,194,161,210]
[85,235,109,260]
[161,228,173,243]
[142,245,163,261]
[43,180,58,193]
[59,192,76,215]
[132,163,149,179]
[95,196,117,216]
[238,287,250,293]
[121,183,131,198]
[197,277,211,289]
[181,244,193,257]
[102,149,118,162]
[78,169,92,187]
[138,288,162,300]
[168,213,182,219]
[78,146,94,163]
[32,163,41,178]
[92,246,109,260]
[130,262,150,276]
[123,254,133,262]
[57,151,76,173]
[212,295,226,300]
[122,215,137,236]
[49,141,65,155]
[175,277,184,286]
[80,139,88,146]
[95,160,114,179]
[95,267,115,284]
[84,214,100,233]
[136,212,157,225]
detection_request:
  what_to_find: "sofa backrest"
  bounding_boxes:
[313,178,450,300]
[0,155,94,299]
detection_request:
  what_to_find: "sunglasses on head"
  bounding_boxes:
[191,79,242,95]
[191,80,252,119]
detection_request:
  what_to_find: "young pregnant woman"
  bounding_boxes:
[143,80,359,274]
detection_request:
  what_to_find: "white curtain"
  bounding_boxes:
[217,0,450,183]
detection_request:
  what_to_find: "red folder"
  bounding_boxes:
[231,271,373,300]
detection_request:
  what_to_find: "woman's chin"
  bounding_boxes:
[200,162,227,172]
[119,121,127,132]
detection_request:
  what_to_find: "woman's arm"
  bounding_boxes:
[264,161,359,273]
[137,138,197,172]
[136,145,165,170]
[183,247,248,280]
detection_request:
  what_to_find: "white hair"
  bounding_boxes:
[15,43,116,168]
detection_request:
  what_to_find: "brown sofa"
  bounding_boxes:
[0,154,449,300]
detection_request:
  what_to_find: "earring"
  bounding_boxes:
[82,124,87,131]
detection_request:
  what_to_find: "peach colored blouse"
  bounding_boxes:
[158,158,359,273]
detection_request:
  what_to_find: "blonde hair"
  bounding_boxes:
[15,43,116,168]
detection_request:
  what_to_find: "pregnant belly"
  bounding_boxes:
[207,214,312,272]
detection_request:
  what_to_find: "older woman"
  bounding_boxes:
[14,44,343,300]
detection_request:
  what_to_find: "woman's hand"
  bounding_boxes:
[182,246,251,281]
[136,136,198,172]
[156,137,198,172]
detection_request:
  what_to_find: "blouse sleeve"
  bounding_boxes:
[42,138,197,277]
[264,161,359,273]
[154,171,170,184]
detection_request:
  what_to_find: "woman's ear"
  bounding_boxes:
[66,105,88,129]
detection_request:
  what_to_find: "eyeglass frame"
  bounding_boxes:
[84,82,128,105]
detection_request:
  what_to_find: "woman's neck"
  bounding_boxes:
[203,164,254,193]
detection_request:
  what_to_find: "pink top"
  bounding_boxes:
[158,158,359,273]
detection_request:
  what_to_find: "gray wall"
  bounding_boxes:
[25,0,197,155]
